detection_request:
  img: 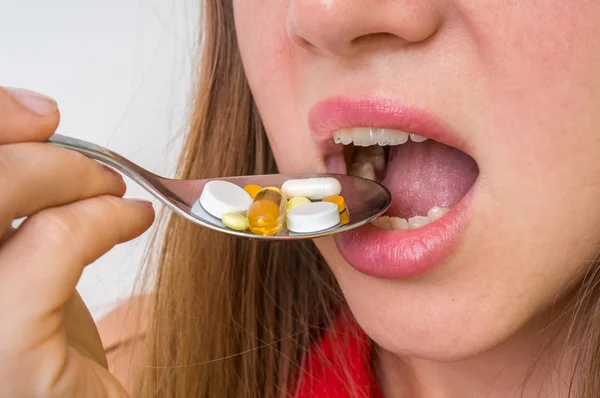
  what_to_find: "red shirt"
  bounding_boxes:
[295,314,383,397]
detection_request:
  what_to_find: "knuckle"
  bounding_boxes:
[90,196,130,234]
[60,149,102,186]
[0,145,19,175]
[61,148,94,171]
[93,195,122,213]
[27,208,83,247]
[60,149,114,187]
[41,196,123,234]
[96,197,133,224]
[0,145,25,201]
[0,152,13,190]
[21,197,126,262]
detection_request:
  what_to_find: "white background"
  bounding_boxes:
[0,0,199,319]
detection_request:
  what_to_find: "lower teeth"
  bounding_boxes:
[371,206,450,230]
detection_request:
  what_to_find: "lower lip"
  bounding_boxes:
[334,180,478,279]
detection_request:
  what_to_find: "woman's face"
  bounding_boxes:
[233,1,600,359]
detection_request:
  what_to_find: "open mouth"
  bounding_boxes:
[309,97,479,279]
[334,127,479,230]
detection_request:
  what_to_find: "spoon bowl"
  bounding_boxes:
[48,134,391,240]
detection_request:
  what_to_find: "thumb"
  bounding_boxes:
[0,86,60,144]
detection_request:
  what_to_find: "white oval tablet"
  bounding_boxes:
[286,201,340,233]
[199,180,252,219]
[281,177,342,200]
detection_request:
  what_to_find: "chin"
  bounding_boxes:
[315,233,539,363]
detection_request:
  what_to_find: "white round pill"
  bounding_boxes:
[199,180,252,219]
[286,201,340,233]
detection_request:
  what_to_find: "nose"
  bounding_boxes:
[287,0,444,56]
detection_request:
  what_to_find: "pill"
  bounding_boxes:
[244,184,262,199]
[322,195,346,212]
[286,201,340,233]
[247,187,287,236]
[200,180,252,219]
[339,208,350,225]
[281,177,342,200]
[286,196,311,212]
[222,212,249,231]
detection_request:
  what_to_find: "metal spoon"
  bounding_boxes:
[47,134,391,240]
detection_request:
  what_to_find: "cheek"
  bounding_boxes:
[470,0,600,282]
[317,1,600,360]
[467,0,600,172]
[233,1,322,173]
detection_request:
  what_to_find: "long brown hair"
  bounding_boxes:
[136,0,600,397]
[136,1,344,396]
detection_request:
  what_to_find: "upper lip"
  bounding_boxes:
[308,96,473,158]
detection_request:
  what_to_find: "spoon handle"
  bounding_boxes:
[47,133,158,182]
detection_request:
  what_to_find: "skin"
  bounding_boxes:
[0,88,154,397]
[233,1,600,397]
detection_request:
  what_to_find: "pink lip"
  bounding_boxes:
[308,97,477,279]
[308,96,473,159]
[335,184,476,279]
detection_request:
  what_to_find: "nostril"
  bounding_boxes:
[296,36,314,51]
[349,32,411,53]
[286,19,318,51]
[350,32,399,46]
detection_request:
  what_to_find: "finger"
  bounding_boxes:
[0,195,155,319]
[0,143,126,232]
[63,292,108,368]
[0,226,16,246]
[0,87,60,144]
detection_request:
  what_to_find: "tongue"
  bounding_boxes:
[382,140,479,219]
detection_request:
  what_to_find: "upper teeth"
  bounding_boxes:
[333,127,428,146]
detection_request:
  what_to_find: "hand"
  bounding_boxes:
[0,87,155,397]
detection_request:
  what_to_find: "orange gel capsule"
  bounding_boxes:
[247,187,287,236]
[322,195,346,213]
[339,208,350,225]
[244,184,263,199]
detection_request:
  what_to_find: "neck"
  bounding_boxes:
[375,301,582,398]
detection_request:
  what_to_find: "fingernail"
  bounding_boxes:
[130,199,154,207]
[101,165,124,182]
[3,86,57,115]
